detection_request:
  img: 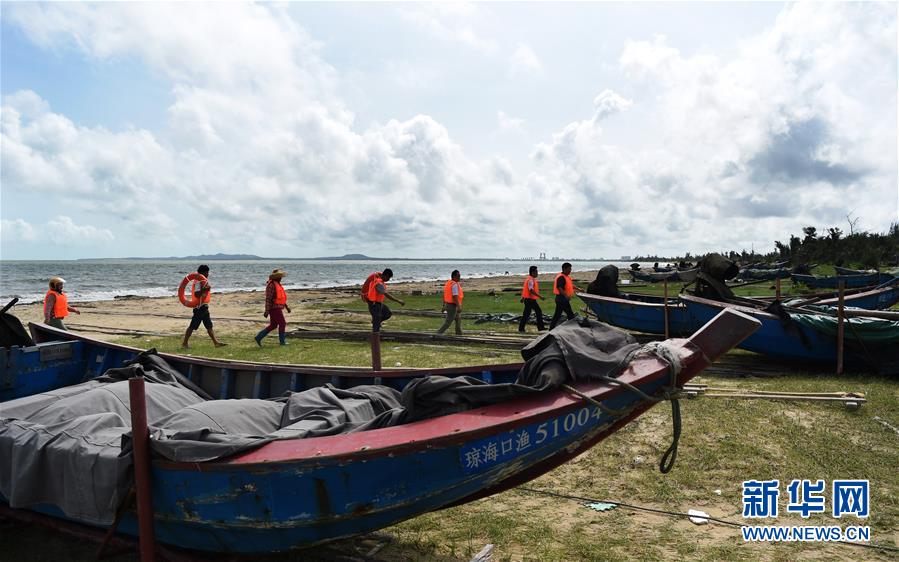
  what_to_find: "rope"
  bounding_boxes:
[561,339,686,474]
[516,487,899,553]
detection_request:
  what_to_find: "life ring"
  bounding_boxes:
[178,273,208,308]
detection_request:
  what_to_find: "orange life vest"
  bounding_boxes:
[443,280,463,306]
[44,289,68,319]
[362,272,380,302]
[521,276,540,299]
[191,280,212,304]
[367,275,385,303]
[273,282,287,305]
[553,273,574,298]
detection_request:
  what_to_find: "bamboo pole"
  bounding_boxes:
[127,377,156,562]
[837,281,845,375]
[663,280,669,339]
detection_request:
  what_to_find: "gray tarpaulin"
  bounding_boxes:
[1,318,648,524]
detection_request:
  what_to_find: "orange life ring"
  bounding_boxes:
[178,273,208,308]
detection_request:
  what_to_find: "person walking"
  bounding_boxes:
[255,269,291,346]
[437,270,464,335]
[549,262,583,330]
[181,264,227,349]
[43,277,80,330]
[365,268,404,332]
[518,266,545,332]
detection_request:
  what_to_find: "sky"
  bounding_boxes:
[1,2,897,260]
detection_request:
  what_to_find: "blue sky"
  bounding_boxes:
[2,2,896,260]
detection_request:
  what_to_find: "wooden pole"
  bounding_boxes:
[775,277,781,300]
[370,331,382,371]
[128,377,156,562]
[663,280,670,339]
[836,281,845,375]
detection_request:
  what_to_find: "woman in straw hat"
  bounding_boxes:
[255,269,292,346]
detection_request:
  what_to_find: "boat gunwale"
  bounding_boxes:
[28,322,522,378]
[576,292,684,310]
[160,343,700,470]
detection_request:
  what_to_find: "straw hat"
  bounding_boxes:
[49,276,66,288]
[269,269,286,280]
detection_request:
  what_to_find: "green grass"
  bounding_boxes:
[118,327,521,368]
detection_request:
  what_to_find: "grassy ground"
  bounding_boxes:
[12,285,894,561]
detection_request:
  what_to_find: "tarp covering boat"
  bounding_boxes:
[1,318,646,526]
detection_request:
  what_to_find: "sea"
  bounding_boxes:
[0,259,645,305]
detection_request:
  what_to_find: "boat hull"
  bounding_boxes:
[5,311,760,553]
[578,293,695,336]
[791,272,892,289]
[1,341,89,402]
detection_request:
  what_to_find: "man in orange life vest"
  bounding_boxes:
[181,264,227,349]
[43,277,80,331]
[518,265,545,333]
[549,262,584,330]
[437,270,464,335]
[363,268,404,332]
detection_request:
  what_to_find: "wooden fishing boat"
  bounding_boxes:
[1,301,88,402]
[578,292,695,336]
[2,311,759,554]
[737,267,791,281]
[813,281,899,310]
[629,268,697,283]
[0,340,90,402]
[833,266,876,276]
[791,272,894,289]
[679,294,899,369]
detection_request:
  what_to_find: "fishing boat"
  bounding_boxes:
[791,272,894,289]
[1,299,90,402]
[737,267,791,281]
[834,266,876,276]
[1,311,759,554]
[578,292,694,336]
[629,268,698,283]
[679,294,899,370]
[812,281,899,311]
[580,279,899,338]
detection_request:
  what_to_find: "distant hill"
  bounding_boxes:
[312,253,374,260]
[181,253,264,260]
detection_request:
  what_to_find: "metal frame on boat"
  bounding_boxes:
[2,311,759,554]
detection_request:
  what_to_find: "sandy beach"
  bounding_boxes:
[12,272,599,339]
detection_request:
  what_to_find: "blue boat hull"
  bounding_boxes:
[816,284,899,311]
[578,293,694,336]
[5,313,759,554]
[679,295,897,367]
[36,382,662,552]
[1,341,89,402]
[791,273,892,289]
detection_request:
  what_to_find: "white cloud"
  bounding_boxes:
[497,110,525,132]
[1,2,895,259]
[2,216,113,246]
[531,2,896,254]
[397,4,497,55]
[1,219,37,243]
[509,43,542,76]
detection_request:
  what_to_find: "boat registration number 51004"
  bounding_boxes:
[458,405,613,474]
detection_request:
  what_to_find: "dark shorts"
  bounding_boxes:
[188,305,213,331]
